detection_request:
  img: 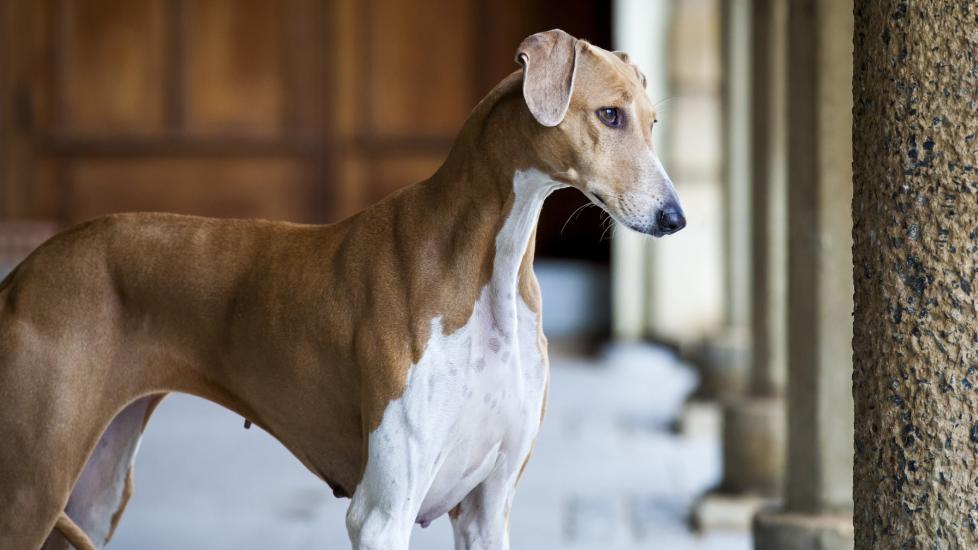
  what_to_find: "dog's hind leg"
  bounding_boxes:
[42,394,166,550]
[0,343,109,550]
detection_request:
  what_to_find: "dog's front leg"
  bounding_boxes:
[345,434,434,550]
[450,464,516,550]
[345,471,417,550]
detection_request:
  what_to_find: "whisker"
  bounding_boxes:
[653,96,679,109]
[560,202,596,235]
[605,220,624,242]
[598,211,616,241]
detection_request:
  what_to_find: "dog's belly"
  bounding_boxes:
[364,288,548,525]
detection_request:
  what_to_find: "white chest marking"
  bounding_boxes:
[356,169,558,526]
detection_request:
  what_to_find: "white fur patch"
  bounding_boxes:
[347,170,558,548]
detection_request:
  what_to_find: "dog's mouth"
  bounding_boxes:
[584,190,665,237]
[592,193,663,237]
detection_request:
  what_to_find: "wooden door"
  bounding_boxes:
[1,0,331,223]
[1,0,611,263]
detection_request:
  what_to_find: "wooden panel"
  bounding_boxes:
[183,0,285,136]
[286,0,329,137]
[367,0,474,137]
[336,153,367,219]
[2,0,54,217]
[66,157,317,222]
[333,0,360,137]
[60,0,167,134]
[0,221,60,267]
[479,0,537,96]
[3,0,614,266]
[369,153,443,203]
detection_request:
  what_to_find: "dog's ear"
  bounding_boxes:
[515,29,581,127]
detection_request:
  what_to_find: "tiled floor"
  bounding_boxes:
[110,344,750,550]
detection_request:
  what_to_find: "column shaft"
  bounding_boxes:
[611,0,672,341]
[853,1,978,547]
[699,1,786,521]
[715,0,789,500]
[785,0,854,515]
[721,0,753,333]
[754,2,855,547]
[748,0,787,398]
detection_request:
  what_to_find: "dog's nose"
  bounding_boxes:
[657,206,686,235]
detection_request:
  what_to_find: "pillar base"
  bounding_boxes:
[681,327,751,400]
[693,493,776,532]
[721,396,785,495]
[753,509,854,550]
[677,398,722,438]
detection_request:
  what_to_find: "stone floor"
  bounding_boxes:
[110,344,750,550]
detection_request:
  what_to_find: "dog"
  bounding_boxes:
[0,29,684,550]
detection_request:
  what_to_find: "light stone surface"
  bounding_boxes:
[682,329,750,401]
[750,2,855,549]
[853,0,978,547]
[719,0,753,333]
[109,344,750,550]
[748,0,787,399]
[614,0,726,345]
[784,0,854,517]
[720,397,785,496]
[753,510,853,550]
[694,494,775,532]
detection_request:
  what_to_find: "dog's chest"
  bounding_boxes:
[358,169,556,524]
[369,286,549,521]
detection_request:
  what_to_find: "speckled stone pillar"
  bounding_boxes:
[853,1,978,548]
[755,0,854,547]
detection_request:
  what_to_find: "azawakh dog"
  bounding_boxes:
[0,29,684,550]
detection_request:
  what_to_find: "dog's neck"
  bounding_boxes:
[418,72,562,313]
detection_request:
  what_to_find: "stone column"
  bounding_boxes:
[711,0,753,392]
[695,0,786,531]
[611,0,672,342]
[852,1,978,548]
[719,0,752,345]
[614,0,726,349]
[746,0,787,404]
[682,0,752,403]
[724,0,789,500]
[754,0,854,547]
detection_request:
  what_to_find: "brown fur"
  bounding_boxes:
[53,513,95,550]
[0,30,665,548]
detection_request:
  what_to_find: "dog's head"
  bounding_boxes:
[516,29,685,237]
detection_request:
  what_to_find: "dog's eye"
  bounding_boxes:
[596,107,622,128]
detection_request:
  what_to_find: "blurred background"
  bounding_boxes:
[0,0,855,548]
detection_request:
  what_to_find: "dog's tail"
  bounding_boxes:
[54,511,97,550]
